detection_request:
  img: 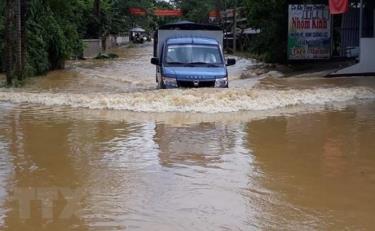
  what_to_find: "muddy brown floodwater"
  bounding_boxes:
[1,43,375,230]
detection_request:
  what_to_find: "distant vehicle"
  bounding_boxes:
[129,27,148,44]
[151,21,236,89]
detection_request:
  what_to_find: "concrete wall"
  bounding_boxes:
[116,36,130,45]
[333,38,375,75]
[82,35,129,58]
[82,39,102,58]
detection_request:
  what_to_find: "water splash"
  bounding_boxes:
[0,87,374,113]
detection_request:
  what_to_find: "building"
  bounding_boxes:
[331,0,375,75]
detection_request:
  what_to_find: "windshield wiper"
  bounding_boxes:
[167,62,186,65]
[167,62,221,67]
[190,62,221,67]
[187,62,221,67]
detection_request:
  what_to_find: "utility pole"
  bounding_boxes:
[359,0,364,61]
[359,0,363,39]
[223,0,228,51]
[233,0,237,53]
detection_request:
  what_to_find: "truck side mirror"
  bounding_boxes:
[226,58,236,66]
[151,57,160,65]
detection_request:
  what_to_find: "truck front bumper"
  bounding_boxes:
[162,77,228,88]
[176,78,228,88]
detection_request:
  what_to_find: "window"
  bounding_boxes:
[166,44,223,65]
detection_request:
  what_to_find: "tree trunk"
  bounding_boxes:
[4,0,15,85]
[232,0,237,53]
[101,36,107,52]
[15,0,23,81]
[93,0,101,38]
[94,0,100,17]
[21,0,28,73]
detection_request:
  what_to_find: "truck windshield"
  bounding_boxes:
[166,44,223,66]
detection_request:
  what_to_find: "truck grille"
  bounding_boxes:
[178,80,215,88]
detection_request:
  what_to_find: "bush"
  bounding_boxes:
[244,0,289,63]
[26,0,83,75]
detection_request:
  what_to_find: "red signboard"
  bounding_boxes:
[329,0,349,14]
[209,10,220,18]
[129,8,182,17]
[129,7,147,16]
[154,9,182,17]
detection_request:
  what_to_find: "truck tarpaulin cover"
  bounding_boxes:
[329,0,349,14]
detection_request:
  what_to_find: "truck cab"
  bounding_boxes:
[151,21,236,88]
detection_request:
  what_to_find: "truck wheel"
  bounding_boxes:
[158,79,166,89]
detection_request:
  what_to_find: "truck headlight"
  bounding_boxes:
[215,77,228,88]
[163,77,177,87]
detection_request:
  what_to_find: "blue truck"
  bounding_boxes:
[151,21,236,89]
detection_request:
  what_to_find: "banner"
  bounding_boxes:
[129,7,146,16]
[154,9,182,17]
[288,4,331,60]
[209,10,220,23]
[209,10,220,18]
[129,8,182,17]
[329,0,349,14]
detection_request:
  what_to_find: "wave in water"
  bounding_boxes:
[0,87,374,113]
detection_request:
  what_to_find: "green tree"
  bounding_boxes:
[1,0,202,85]
[243,0,288,63]
[26,0,84,74]
[173,0,215,23]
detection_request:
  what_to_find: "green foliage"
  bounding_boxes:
[0,0,84,77]
[26,0,83,75]
[172,0,244,23]
[0,0,292,76]
[2,0,252,77]
[174,0,215,23]
[243,0,289,63]
[115,0,155,31]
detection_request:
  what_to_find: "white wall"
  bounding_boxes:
[82,39,101,58]
[334,38,375,75]
[82,35,129,58]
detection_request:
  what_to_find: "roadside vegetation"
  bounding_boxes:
[0,0,294,86]
[0,0,174,86]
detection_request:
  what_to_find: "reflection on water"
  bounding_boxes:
[0,138,11,227]
[0,101,374,230]
[246,103,375,230]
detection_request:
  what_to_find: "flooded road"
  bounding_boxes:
[0,44,375,230]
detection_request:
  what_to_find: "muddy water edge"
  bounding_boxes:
[0,44,375,230]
